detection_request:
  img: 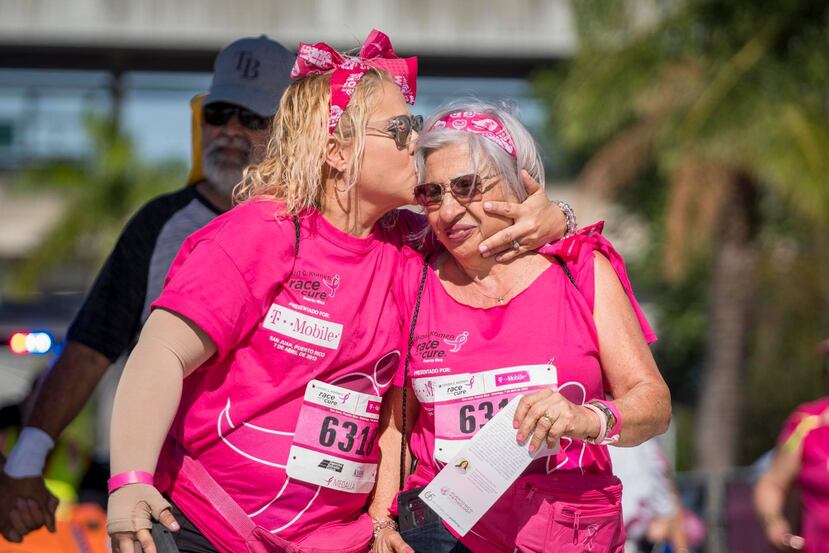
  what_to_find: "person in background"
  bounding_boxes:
[754,339,829,552]
[610,439,693,553]
[0,34,295,544]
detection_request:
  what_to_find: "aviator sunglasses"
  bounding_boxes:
[203,102,269,131]
[413,173,498,207]
[368,114,424,149]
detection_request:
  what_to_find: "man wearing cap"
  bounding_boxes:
[0,35,294,543]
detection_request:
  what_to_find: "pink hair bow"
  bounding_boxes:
[291,29,418,133]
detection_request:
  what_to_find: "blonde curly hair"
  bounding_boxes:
[235,68,395,214]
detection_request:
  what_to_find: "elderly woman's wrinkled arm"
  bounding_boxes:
[512,252,671,450]
[593,253,671,446]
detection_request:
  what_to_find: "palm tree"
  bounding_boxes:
[7,115,186,296]
[540,0,829,471]
[536,4,829,547]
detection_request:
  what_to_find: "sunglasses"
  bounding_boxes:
[203,102,269,131]
[413,173,498,207]
[368,114,424,149]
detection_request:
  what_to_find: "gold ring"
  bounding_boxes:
[539,414,554,426]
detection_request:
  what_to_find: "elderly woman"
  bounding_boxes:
[103,33,571,553]
[370,101,671,553]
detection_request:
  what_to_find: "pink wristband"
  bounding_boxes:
[108,470,154,493]
[596,399,622,438]
[583,403,607,445]
[586,399,621,445]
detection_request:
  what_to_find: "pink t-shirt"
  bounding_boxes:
[776,396,829,552]
[152,200,422,553]
[393,222,656,492]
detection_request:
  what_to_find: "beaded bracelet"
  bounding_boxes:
[371,518,398,538]
[553,200,578,237]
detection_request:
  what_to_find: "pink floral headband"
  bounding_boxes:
[432,112,517,158]
[291,29,418,133]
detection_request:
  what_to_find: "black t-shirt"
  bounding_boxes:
[66,187,222,362]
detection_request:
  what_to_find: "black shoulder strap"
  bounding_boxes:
[293,216,301,256]
[553,254,578,289]
[399,255,430,490]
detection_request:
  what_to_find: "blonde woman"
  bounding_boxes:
[104,31,570,553]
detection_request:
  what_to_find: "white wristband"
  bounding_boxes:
[4,427,55,478]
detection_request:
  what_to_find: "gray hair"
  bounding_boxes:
[414,99,545,203]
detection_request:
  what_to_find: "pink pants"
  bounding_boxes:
[458,473,625,553]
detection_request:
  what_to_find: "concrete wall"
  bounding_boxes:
[0,0,575,57]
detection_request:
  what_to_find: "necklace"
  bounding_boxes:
[468,277,523,304]
[448,257,526,305]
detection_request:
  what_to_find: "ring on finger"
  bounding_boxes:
[539,414,554,427]
[511,239,521,251]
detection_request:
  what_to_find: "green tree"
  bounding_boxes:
[535,0,829,474]
[7,116,186,296]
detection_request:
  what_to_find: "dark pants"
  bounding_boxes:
[400,521,472,553]
[158,502,469,553]
[150,501,220,553]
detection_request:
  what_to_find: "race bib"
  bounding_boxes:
[417,364,557,463]
[286,380,381,493]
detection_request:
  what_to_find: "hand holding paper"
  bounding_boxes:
[419,395,555,536]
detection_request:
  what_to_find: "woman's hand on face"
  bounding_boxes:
[372,527,415,553]
[513,388,600,453]
[478,170,568,263]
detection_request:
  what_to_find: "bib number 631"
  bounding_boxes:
[459,397,512,434]
[319,415,379,456]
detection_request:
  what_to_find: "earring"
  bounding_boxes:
[333,172,349,193]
